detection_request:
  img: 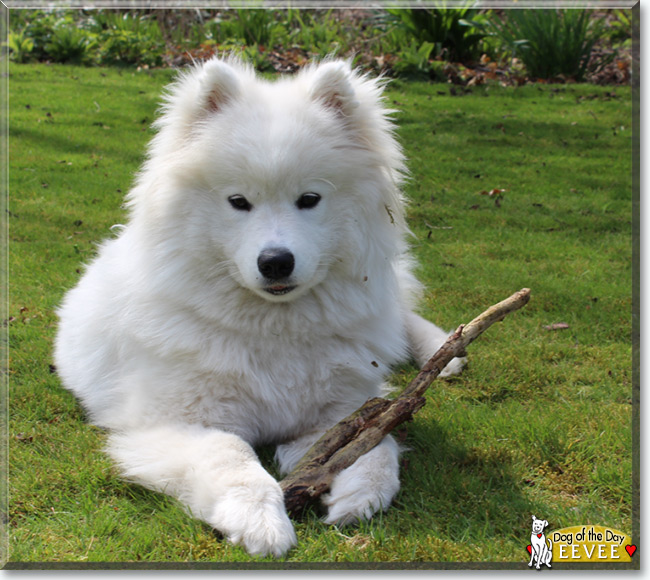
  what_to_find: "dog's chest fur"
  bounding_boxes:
[121,315,392,443]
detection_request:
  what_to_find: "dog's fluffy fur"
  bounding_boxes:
[55,57,465,557]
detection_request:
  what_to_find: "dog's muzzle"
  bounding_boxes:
[257,247,296,296]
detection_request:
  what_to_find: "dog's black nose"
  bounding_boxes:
[257,248,295,280]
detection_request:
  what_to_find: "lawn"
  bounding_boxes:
[6,63,634,567]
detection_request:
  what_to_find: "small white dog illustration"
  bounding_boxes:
[529,515,553,569]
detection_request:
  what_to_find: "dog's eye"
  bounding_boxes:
[296,192,321,210]
[228,195,252,212]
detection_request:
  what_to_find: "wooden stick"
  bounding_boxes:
[280,288,531,517]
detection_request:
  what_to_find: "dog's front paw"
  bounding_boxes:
[322,439,400,526]
[439,355,467,377]
[210,481,297,558]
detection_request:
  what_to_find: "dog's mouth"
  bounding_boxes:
[263,284,297,296]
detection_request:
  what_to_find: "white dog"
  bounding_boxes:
[529,515,553,569]
[55,56,465,558]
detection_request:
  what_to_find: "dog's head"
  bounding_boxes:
[128,57,408,304]
[531,515,548,534]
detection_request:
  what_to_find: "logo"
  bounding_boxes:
[525,517,635,566]
[527,515,553,569]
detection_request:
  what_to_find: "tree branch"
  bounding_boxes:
[279,288,531,517]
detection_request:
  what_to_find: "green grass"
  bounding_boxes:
[8,64,633,566]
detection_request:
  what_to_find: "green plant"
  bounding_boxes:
[239,43,276,72]
[287,9,347,58]
[205,9,287,49]
[45,25,96,65]
[385,5,490,63]
[234,8,286,48]
[490,9,607,81]
[93,11,164,66]
[6,30,34,63]
[606,9,633,47]
[12,10,58,61]
[170,20,209,51]
[390,39,436,79]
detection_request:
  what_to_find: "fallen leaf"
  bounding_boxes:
[480,188,507,197]
[544,323,570,331]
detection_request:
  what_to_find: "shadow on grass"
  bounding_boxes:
[399,418,541,544]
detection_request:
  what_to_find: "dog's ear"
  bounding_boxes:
[309,61,359,117]
[199,59,242,114]
[532,515,537,521]
[543,520,549,528]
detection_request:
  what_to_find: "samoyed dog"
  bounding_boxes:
[55,56,465,557]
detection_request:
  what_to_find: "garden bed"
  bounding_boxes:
[8,7,634,86]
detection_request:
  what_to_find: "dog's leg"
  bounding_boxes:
[275,429,324,475]
[276,430,401,525]
[405,311,467,376]
[528,542,536,567]
[320,435,401,525]
[276,423,401,525]
[278,433,401,525]
[107,425,296,558]
[544,540,553,568]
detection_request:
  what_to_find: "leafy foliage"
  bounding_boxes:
[606,9,633,47]
[91,11,165,66]
[5,30,34,63]
[6,8,629,84]
[389,40,437,80]
[286,9,347,59]
[45,25,96,65]
[385,6,490,63]
[490,9,607,81]
[204,9,286,48]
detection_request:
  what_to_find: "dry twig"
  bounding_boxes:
[280,288,531,517]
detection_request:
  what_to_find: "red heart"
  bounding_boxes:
[526,545,532,554]
[537,533,542,538]
[625,545,637,557]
